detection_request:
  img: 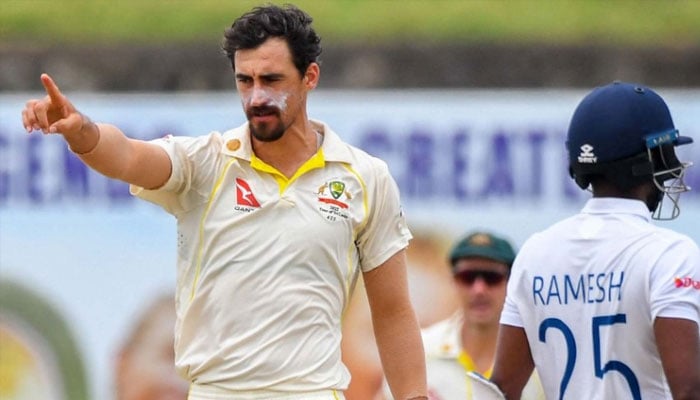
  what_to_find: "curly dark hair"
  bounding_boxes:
[222,3,322,77]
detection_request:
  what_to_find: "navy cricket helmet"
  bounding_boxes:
[566,81,694,219]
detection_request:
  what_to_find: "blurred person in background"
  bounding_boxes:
[417,231,544,400]
[473,82,700,400]
[115,294,188,400]
[20,3,426,400]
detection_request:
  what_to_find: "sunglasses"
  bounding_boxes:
[454,269,507,286]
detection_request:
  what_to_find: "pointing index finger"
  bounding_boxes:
[40,73,65,105]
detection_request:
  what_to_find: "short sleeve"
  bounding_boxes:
[355,159,412,272]
[649,238,700,323]
[500,254,526,328]
[130,133,221,215]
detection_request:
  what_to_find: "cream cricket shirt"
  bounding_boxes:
[131,120,412,393]
[501,198,700,399]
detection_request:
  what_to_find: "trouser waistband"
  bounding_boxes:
[188,384,345,400]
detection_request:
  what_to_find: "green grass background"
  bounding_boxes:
[2,0,700,46]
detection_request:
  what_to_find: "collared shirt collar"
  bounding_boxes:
[430,311,463,359]
[220,119,355,164]
[581,197,651,222]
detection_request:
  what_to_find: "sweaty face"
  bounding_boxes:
[234,37,307,142]
[452,257,509,328]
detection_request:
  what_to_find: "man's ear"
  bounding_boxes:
[304,62,320,90]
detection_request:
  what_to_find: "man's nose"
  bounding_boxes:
[470,277,490,291]
[249,86,270,107]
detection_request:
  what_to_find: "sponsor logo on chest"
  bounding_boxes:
[234,178,261,212]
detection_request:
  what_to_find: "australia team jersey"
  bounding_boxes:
[501,198,700,399]
[131,120,412,395]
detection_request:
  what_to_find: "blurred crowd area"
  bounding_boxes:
[2,1,700,91]
[3,42,700,92]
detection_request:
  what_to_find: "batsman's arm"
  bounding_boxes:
[490,324,535,399]
[363,249,427,400]
[21,73,171,190]
[654,317,700,400]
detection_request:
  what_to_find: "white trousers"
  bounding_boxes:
[188,384,345,400]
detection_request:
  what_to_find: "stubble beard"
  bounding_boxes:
[249,121,285,142]
[247,108,286,142]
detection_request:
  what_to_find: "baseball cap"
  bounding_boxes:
[566,81,693,166]
[448,231,517,270]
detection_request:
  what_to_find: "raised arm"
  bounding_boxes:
[21,73,172,190]
[362,249,427,400]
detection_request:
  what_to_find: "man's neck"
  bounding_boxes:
[461,322,498,373]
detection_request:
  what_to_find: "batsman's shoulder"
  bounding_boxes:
[651,225,700,254]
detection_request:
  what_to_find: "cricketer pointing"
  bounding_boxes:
[21,4,428,400]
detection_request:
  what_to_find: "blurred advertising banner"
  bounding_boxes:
[1,89,699,399]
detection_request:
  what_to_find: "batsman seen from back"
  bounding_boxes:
[21,4,428,400]
[469,81,699,400]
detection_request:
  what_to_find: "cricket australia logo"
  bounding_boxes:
[317,180,352,222]
[578,144,597,163]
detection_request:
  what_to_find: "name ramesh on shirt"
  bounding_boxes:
[532,272,624,306]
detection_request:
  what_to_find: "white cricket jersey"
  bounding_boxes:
[131,120,412,395]
[501,197,700,400]
[419,312,545,400]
